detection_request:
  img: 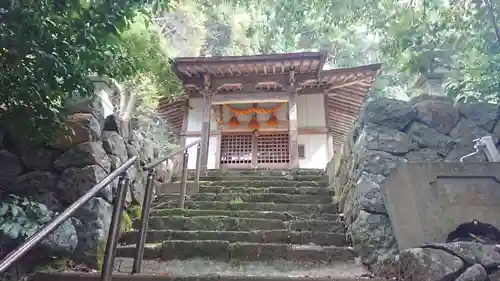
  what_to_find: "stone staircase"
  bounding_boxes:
[34,169,386,281]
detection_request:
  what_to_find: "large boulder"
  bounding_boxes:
[374,242,500,281]
[356,150,406,177]
[449,117,498,144]
[72,197,112,268]
[406,148,444,162]
[456,264,487,281]
[344,172,386,224]
[427,242,500,270]
[399,247,464,281]
[20,146,61,171]
[130,178,146,205]
[103,114,123,135]
[0,149,24,190]
[52,113,101,150]
[458,102,499,132]
[414,99,459,134]
[406,122,454,156]
[101,131,128,163]
[0,214,78,258]
[355,123,415,155]
[361,98,416,130]
[140,139,155,165]
[40,218,79,256]
[126,143,139,158]
[348,210,398,265]
[54,141,110,173]
[64,80,114,128]
[57,165,112,205]
[9,171,61,211]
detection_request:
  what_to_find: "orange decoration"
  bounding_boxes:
[248,117,260,130]
[228,115,240,128]
[267,113,279,127]
[226,103,285,116]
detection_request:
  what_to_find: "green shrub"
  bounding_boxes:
[0,195,53,240]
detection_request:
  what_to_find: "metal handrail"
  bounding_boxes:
[0,156,138,281]
[131,140,202,274]
[0,138,204,280]
[143,140,201,171]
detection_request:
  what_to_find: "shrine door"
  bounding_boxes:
[219,131,290,169]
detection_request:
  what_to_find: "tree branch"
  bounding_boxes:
[483,0,500,46]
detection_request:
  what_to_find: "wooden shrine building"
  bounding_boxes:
[158,52,380,170]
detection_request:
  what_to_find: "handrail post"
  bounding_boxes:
[101,174,130,281]
[195,143,201,193]
[132,169,156,274]
[179,150,189,209]
[0,157,137,276]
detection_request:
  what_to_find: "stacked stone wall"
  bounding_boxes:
[328,95,500,266]
[0,83,172,271]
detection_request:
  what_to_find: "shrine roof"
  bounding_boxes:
[163,52,382,149]
[171,52,326,79]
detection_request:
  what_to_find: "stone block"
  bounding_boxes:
[381,162,500,250]
[52,113,101,150]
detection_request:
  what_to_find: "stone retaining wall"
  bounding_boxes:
[0,85,172,269]
[328,95,500,266]
[373,242,500,281]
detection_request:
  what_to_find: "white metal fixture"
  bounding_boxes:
[460,136,500,162]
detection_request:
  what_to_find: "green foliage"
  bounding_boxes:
[348,0,500,102]
[0,195,52,240]
[110,15,183,154]
[0,0,174,141]
[95,239,108,271]
[121,211,133,233]
[229,197,243,204]
[157,0,499,101]
[126,203,143,221]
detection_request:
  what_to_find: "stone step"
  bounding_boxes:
[34,271,387,281]
[137,216,345,232]
[200,186,333,195]
[117,241,356,263]
[150,209,340,221]
[202,180,328,188]
[152,201,338,214]
[191,193,333,204]
[153,193,187,202]
[189,168,326,177]
[120,229,346,246]
[197,175,329,182]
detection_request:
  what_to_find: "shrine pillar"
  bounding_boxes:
[288,89,299,169]
[199,73,212,171]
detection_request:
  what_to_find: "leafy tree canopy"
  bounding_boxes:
[0,0,176,141]
[158,0,499,101]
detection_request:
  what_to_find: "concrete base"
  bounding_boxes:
[381,162,500,250]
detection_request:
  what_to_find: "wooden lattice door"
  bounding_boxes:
[220,132,290,169]
[256,132,290,168]
[220,133,253,168]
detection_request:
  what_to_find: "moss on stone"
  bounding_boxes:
[229,197,244,204]
[95,239,107,271]
[126,203,142,221]
[34,258,70,272]
[338,180,354,211]
[160,240,230,260]
[121,211,133,233]
[151,208,186,216]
